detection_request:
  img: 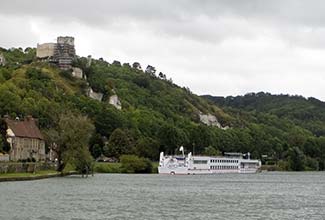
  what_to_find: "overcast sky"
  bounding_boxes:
[1,0,325,100]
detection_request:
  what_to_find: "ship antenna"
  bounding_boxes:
[179,146,185,158]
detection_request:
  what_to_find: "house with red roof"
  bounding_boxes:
[2,116,46,161]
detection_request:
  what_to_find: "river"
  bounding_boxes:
[0,172,324,220]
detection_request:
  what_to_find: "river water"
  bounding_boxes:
[0,172,324,220]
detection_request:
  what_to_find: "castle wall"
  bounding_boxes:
[36,43,56,58]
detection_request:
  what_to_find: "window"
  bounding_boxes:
[193,160,208,164]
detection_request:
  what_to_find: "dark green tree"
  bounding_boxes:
[135,137,160,160]
[103,128,134,158]
[288,147,306,171]
[44,112,95,172]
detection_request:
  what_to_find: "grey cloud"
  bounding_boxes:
[2,0,325,100]
[0,0,325,46]
[2,0,325,41]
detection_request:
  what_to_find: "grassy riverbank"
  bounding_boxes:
[0,170,58,178]
[94,162,159,174]
[0,170,64,182]
[0,162,158,181]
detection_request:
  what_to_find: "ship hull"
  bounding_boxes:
[158,167,259,175]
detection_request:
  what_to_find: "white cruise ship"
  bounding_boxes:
[158,149,261,175]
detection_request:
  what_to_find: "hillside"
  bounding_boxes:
[203,92,325,136]
[203,93,325,170]
[0,47,231,162]
[1,47,325,171]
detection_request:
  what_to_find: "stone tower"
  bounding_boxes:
[54,36,76,69]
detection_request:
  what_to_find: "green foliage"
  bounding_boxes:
[44,112,95,172]
[26,67,50,81]
[158,124,189,154]
[59,69,74,80]
[0,68,12,81]
[94,107,126,137]
[0,135,3,152]
[305,157,319,171]
[135,137,160,161]
[103,128,134,158]
[120,155,152,173]
[203,146,221,156]
[288,147,306,171]
[2,47,325,171]
[205,92,325,136]
[0,47,36,67]
[205,93,325,170]
[94,162,122,173]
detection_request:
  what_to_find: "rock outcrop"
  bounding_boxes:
[199,112,229,130]
[88,88,103,101]
[109,94,122,110]
[0,53,6,66]
[72,67,84,79]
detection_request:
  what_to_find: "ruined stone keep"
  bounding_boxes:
[36,36,76,69]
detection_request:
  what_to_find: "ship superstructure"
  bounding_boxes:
[158,150,261,175]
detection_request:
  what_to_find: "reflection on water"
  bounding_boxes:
[1,172,325,220]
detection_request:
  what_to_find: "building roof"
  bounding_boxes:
[4,117,44,140]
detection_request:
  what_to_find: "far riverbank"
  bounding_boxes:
[0,171,77,182]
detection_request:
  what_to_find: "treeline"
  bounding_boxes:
[204,93,325,171]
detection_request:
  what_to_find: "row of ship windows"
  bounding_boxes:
[210,159,238,163]
[210,166,238,170]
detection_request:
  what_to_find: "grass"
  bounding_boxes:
[0,161,159,178]
[0,170,59,179]
[94,162,122,173]
[152,162,159,173]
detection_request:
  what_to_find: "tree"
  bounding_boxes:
[44,112,95,172]
[158,124,189,154]
[189,125,215,153]
[145,65,156,76]
[0,135,3,152]
[203,146,221,156]
[288,147,306,171]
[95,107,126,137]
[89,133,104,158]
[103,128,134,158]
[0,120,10,152]
[91,144,102,159]
[135,137,160,161]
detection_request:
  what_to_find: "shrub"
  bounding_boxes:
[120,155,152,173]
[94,162,122,173]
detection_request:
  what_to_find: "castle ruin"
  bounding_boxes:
[36,36,76,69]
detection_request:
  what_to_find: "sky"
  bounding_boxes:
[1,0,325,100]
